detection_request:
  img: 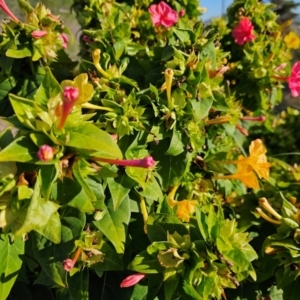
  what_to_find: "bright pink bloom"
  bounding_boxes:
[120,273,146,288]
[178,9,185,18]
[63,259,75,272]
[93,156,156,168]
[60,33,69,49]
[148,1,178,28]
[37,145,54,162]
[58,86,80,129]
[31,30,48,39]
[232,17,256,45]
[0,0,19,22]
[288,61,300,97]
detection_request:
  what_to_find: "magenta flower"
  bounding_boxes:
[31,30,48,39]
[60,33,69,49]
[0,0,19,22]
[120,273,146,288]
[58,86,80,129]
[148,1,178,28]
[37,145,54,162]
[93,156,156,168]
[232,17,256,45]
[288,61,300,97]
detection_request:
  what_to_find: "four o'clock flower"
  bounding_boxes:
[148,1,178,28]
[120,273,146,288]
[63,247,82,272]
[232,17,256,45]
[31,30,48,39]
[288,61,300,97]
[58,86,80,129]
[37,145,54,162]
[0,0,19,22]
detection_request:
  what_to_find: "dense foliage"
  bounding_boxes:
[0,0,300,299]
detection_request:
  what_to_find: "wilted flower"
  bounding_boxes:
[120,273,146,288]
[60,33,69,49]
[148,1,178,28]
[288,61,300,97]
[37,145,54,162]
[284,31,300,49]
[31,30,48,39]
[93,156,156,168]
[175,200,198,222]
[178,9,185,18]
[58,86,79,129]
[63,247,81,272]
[0,0,19,22]
[232,17,256,45]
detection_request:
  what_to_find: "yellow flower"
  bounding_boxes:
[216,163,260,190]
[284,31,300,49]
[222,139,271,180]
[175,200,198,222]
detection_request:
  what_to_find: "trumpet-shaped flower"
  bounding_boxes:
[284,31,300,49]
[120,273,146,288]
[58,86,79,130]
[0,0,19,22]
[232,17,256,45]
[288,61,300,97]
[148,1,178,28]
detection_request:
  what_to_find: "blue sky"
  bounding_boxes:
[200,0,300,21]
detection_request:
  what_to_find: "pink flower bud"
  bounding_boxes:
[58,86,80,129]
[60,33,69,49]
[63,259,75,272]
[178,9,185,18]
[31,30,48,39]
[0,0,19,22]
[120,273,146,288]
[240,116,266,122]
[236,124,249,136]
[37,145,54,162]
[82,35,93,44]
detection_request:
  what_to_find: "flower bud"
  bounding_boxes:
[120,273,146,288]
[60,33,69,49]
[31,30,48,39]
[37,145,54,162]
[62,259,74,272]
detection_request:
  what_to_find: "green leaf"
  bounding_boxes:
[147,214,189,243]
[35,67,61,109]
[39,165,59,201]
[165,130,184,156]
[192,97,213,121]
[31,207,86,287]
[91,243,123,272]
[0,135,38,163]
[128,250,164,274]
[93,196,130,254]
[181,281,202,300]
[68,268,89,300]
[136,176,163,202]
[0,235,24,300]
[6,47,32,59]
[61,121,122,159]
[107,175,134,210]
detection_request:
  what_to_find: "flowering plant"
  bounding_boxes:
[0,0,300,299]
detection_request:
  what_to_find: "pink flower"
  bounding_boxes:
[232,17,256,45]
[31,30,48,39]
[288,61,300,97]
[37,145,54,162]
[63,259,75,272]
[60,33,69,49]
[148,1,178,28]
[178,9,185,18]
[82,35,93,44]
[0,0,19,22]
[93,156,156,168]
[120,273,146,288]
[58,86,80,129]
